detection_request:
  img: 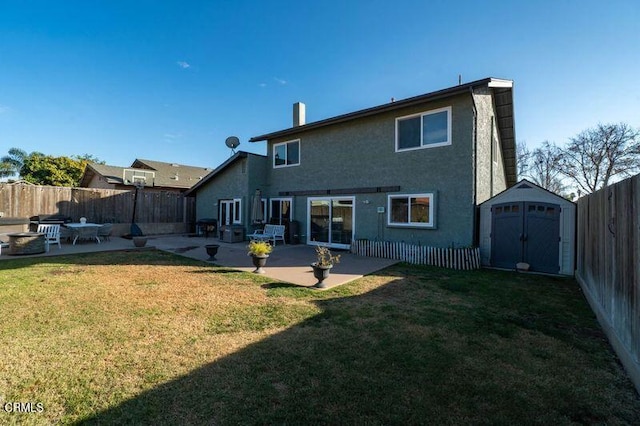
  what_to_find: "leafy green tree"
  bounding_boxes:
[21,154,87,187]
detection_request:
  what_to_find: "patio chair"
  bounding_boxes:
[37,224,61,251]
[73,226,101,245]
[60,226,73,242]
[97,223,113,241]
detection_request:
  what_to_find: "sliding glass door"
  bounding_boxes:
[307,197,354,249]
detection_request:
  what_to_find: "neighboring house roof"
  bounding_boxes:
[131,159,212,189]
[249,77,517,187]
[184,151,267,196]
[79,159,212,189]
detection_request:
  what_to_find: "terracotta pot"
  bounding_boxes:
[133,236,148,247]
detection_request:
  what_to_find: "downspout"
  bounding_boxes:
[470,86,479,247]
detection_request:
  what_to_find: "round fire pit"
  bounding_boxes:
[8,232,46,255]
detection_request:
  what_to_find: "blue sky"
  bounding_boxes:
[1,0,638,170]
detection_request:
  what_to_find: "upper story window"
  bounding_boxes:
[273,139,300,168]
[395,106,451,152]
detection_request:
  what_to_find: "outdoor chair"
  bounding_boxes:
[37,224,61,251]
[60,226,73,242]
[247,224,286,246]
[73,226,101,245]
[97,223,113,241]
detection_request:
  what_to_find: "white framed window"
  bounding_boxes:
[273,139,300,168]
[395,107,451,152]
[270,198,292,224]
[233,198,242,224]
[388,193,435,228]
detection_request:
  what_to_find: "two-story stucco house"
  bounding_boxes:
[188,77,516,249]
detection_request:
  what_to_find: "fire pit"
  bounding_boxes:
[8,232,46,255]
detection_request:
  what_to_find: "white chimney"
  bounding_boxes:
[293,102,306,127]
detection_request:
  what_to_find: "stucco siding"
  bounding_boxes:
[473,87,508,204]
[264,93,478,247]
[195,158,249,223]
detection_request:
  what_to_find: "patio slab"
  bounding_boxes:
[152,236,399,289]
[0,234,399,289]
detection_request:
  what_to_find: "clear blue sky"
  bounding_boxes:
[1,0,638,170]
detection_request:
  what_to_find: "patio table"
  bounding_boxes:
[64,223,103,245]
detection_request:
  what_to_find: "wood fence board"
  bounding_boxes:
[575,174,640,391]
[0,183,193,225]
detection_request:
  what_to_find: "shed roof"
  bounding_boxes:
[480,179,576,206]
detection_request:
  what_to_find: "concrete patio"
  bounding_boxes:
[0,234,399,289]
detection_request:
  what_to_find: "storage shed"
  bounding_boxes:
[479,179,576,275]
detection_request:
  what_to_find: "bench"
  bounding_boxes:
[247,224,286,245]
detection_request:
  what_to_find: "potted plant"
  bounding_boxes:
[247,240,273,274]
[311,245,341,288]
[132,236,148,247]
[205,244,220,261]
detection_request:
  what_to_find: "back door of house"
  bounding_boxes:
[491,202,560,274]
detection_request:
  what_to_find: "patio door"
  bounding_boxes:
[220,200,232,226]
[307,197,354,249]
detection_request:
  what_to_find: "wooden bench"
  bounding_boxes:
[247,224,286,245]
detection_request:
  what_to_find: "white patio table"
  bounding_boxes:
[64,223,103,245]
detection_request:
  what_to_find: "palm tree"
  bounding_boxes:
[0,148,28,179]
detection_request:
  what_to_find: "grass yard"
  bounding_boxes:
[0,250,639,425]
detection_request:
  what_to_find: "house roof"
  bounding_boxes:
[249,77,517,187]
[184,151,267,196]
[79,159,212,189]
[131,159,213,189]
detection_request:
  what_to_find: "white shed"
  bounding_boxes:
[479,179,576,275]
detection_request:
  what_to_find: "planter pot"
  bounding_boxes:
[251,254,269,274]
[205,244,220,261]
[311,263,333,288]
[133,236,148,247]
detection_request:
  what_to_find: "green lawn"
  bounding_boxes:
[0,250,639,425]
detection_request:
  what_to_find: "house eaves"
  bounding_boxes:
[249,77,517,187]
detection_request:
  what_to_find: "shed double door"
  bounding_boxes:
[491,202,560,274]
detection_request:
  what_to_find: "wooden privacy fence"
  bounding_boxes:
[576,174,640,392]
[350,239,481,270]
[0,182,194,224]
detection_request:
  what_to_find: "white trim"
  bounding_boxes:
[487,79,513,88]
[395,106,452,152]
[387,193,435,228]
[306,196,355,249]
[273,139,301,168]
[220,198,242,225]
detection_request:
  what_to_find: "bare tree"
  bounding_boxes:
[518,141,566,194]
[559,123,640,194]
[528,141,566,194]
[516,141,531,180]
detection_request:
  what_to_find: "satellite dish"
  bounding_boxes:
[225,136,240,154]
